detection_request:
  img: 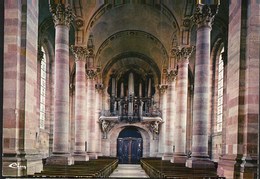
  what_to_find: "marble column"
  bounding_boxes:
[86,69,97,159]
[46,2,74,165]
[70,46,89,161]
[172,46,194,164]
[162,70,177,160]
[186,4,217,168]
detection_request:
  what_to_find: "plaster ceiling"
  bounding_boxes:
[39,0,229,84]
[79,1,182,83]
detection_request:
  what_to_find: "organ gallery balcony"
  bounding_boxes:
[99,96,163,139]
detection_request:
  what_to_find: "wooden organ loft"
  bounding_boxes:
[99,71,162,138]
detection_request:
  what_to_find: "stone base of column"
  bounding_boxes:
[73,153,89,162]
[185,157,215,169]
[156,153,164,158]
[162,153,173,160]
[217,154,258,179]
[87,152,98,160]
[96,152,103,157]
[171,154,187,165]
[46,154,74,165]
[2,152,42,176]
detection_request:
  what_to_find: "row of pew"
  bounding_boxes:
[33,157,118,178]
[140,158,222,179]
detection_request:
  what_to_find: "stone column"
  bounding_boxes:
[119,82,124,116]
[158,84,168,156]
[70,46,89,161]
[120,82,124,97]
[95,83,103,156]
[87,48,99,159]
[47,2,74,165]
[186,4,218,168]
[86,69,97,159]
[111,77,116,97]
[162,70,177,160]
[128,73,134,116]
[147,77,152,97]
[172,46,194,164]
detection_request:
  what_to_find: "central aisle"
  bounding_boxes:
[109,164,149,178]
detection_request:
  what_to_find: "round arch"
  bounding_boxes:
[104,123,156,158]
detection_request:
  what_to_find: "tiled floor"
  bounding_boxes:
[109,164,149,178]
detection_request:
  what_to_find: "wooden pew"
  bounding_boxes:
[33,157,118,178]
[140,158,220,179]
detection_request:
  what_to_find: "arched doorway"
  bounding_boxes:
[117,127,143,164]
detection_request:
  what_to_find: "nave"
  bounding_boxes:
[2,0,259,178]
[33,157,220,178]
[109,164,149,178]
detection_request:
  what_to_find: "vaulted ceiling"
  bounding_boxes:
[39,0,228,85]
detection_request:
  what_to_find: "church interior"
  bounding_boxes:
[2,0,259,178]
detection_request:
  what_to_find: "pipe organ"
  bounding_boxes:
[106,72,160,123]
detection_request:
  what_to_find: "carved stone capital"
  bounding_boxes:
[70,46,88,62]
[191,4,218,28]
[166,69,178,82]
[49,3,75,27]
[86,69,97,79]
[158,84,168,94]
[173,46,195,63]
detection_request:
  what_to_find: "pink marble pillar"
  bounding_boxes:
[217,1,259,178]
[186,4,217,168]
[158,84,168,156]
[162,70,177,160]
[70,46,89,161]
[46,2,74,165]
[172,47,194,164]
[86,69,97,159]
[95,83,103,156]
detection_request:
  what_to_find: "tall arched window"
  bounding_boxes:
[216,47,224,132]
[40,46,47,129]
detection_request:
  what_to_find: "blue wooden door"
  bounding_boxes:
[117,137,142,164]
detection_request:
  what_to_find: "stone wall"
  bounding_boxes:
[217,0,259,178]
[3,0,50,176]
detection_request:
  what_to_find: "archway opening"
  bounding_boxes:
[117,126,143,164]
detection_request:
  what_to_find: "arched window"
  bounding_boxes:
[216,47,224,132]
[40,46,47,129]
